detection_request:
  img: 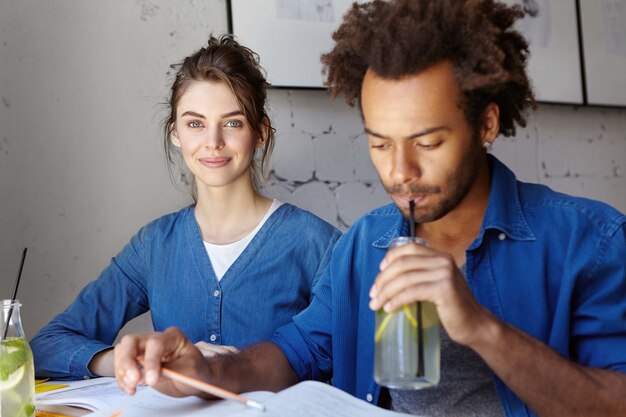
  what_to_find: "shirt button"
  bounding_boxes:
[366,393,373,402]
[83,375,90,380]
[498,232,506,241]
[210,334,217,342]
[213,290,220,297]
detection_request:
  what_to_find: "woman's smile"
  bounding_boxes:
[198,156,231,168]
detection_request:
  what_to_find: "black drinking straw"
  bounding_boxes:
[2,247,28,339]
[409,202,425,378]
[408,201,415,239]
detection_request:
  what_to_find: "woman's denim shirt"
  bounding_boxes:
[32,203,341,380]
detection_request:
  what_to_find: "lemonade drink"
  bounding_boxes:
[374,301,440,388]
[0,338,35,417]
[373,236,440,389]
[1,299,35,417]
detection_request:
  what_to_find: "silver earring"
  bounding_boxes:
[483,142,492,151]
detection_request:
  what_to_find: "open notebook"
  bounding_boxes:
[35,377,145,412]
[37,377,422,417]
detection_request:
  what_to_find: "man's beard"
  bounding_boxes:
[384,137,483,224]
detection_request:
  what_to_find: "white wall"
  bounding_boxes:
[0,0,227,337]
[265,91,626,229]
[1,1,625,339]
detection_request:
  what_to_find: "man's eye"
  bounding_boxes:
[225,120,242,128]
[371,143,391,150]
[188,121,203,128]
[416,142,441,150]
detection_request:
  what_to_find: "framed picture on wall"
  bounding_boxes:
[579,0,626,107]
[229,0,366,88]
[230,0,584,104]
[503,0,584,104]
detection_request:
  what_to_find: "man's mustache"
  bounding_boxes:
[386,183,440,196]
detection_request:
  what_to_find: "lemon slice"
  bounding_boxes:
[374,311,396,343]
[374,308,421,343]
[402,305,418,328]
[0,364,25,392]
[5,345,19,354]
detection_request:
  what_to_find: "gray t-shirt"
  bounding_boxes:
[389,266,504,417]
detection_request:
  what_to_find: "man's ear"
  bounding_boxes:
[480,103,500,147]
[170,128,181,148]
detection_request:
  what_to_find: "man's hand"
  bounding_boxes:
[368,241,496,347]
[114,327,210,397]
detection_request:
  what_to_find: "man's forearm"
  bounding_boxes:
[472,318,626,417]
[204,341,299,396]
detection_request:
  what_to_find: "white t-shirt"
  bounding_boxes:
[203,199,283,281]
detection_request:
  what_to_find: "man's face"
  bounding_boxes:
[361,61,484,222]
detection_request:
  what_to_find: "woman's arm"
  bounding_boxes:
[31,234,149,380]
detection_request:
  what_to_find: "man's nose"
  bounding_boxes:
[390,145,421,185]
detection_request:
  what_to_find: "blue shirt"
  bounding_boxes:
[272,156,626,417]
[32,203,341,380]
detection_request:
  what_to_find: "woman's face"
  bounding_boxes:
[171,80,261,190]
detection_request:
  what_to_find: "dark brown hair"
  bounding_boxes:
[322,0,536,137]
[164,34,275,193]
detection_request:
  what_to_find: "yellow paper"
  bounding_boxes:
[35,383,69,394]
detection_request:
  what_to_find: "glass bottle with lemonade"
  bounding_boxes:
[1,299,35,417]
[374,237,441,389]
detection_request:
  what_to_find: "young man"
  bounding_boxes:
[114,1,626,415]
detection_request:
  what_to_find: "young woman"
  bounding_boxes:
[31,35,341,380]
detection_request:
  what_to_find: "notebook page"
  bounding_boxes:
[35,378,142,411]
[88,386,273,417]
[237,381,419,417]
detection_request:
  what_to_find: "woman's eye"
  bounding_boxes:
[188,121,203,128]
[225,120,242,128]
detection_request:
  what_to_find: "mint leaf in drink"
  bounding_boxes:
[0,340,27,381]
[3,338,26,349]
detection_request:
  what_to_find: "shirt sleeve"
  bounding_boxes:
[30,230,150,380]
[309,227,342,293]
[271,239,339,382]
[572,222,626,373]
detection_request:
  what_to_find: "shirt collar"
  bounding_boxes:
[372,155,535,250]
[372,206,406,249]
[469,155,535,249]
